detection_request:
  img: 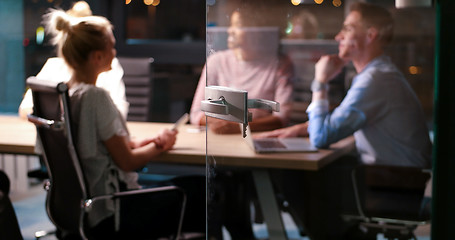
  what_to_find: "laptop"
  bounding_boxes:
[242,124,318,153]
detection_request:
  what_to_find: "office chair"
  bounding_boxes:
[343,164,431,240]
[26,76,187,240]
[117,57,155,122]
[27,156,49,181]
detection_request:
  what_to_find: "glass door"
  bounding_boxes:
[202,0,435,239]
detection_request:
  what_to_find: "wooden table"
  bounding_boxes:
[128,121,355,171]
[128,121,355,239]
[0,115,354,170]
[0,115,355,239]
[0,115,37,155]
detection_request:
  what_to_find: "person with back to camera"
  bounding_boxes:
[190,3,294,239]
[19,1,129,119]
[257,2,432,239]
[41,8,205,239]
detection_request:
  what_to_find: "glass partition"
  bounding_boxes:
[204,0,435,239]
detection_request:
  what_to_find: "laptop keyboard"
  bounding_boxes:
[255,139,287,149]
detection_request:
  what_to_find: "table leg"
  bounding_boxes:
[252,169,288,240]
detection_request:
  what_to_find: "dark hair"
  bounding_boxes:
[350,2,394,44]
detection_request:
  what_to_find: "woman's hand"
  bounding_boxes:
[129,137,158,149]
[107,128,178,172]
[153,128,178,151]
[129,128,177,151]
[254,122,309,139]
[207,117,241,134]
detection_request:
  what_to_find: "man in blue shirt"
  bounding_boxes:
[259,2,431,168]
[258,2,432,239]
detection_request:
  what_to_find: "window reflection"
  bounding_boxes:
[207,0,435,125]
[205,1,435,239]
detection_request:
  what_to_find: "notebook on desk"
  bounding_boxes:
[242,124,318,153]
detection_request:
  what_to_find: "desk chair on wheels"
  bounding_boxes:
[343,164,431,240]
[26,76,187,240]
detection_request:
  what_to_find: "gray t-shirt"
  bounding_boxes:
[69,83,139,227]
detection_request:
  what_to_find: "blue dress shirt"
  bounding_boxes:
[307,55,432,167]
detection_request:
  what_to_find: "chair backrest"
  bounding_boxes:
[27,76,87,238]
[353,164,431,221]
[118,57,154,122]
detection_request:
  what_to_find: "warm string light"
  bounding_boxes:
[409,66,422,75]
[289,0,342,7]
[125,0,160,6]
[291,0,302,6]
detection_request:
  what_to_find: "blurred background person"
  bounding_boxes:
[190,3,294,134]
[286,10,319,39]
[19,1,128,119]
[257,2,432,239]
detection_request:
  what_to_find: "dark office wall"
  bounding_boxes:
[431,0,455,238]
[0,1,24,113]
[108,1,206,65]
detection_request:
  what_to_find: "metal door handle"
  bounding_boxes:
[247,99,280,112]
[201,86,280,137]
[200,97,228,115]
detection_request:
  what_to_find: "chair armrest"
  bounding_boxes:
[83,185,186,212]
[83,185,187,238]
[112,186,183,198]
[27,114,64,130]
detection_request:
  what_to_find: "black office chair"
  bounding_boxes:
[117,57,155,122]
[343,164,431,240]
[26,76,187,240]
[27,156,49,181]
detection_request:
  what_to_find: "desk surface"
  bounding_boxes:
[0,115,355,171]
[0,115,37,155]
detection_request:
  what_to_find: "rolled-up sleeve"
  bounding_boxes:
[307,90,366,148]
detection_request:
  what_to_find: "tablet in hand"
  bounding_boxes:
[172,113,189,131]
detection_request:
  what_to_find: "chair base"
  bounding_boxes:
[179,232,206,239]
[34,229,56,239]
[342,214,428,240]
[359,221,418,240]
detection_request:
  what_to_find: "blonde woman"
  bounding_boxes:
[19,1,128,119]
[42,9,204,239]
